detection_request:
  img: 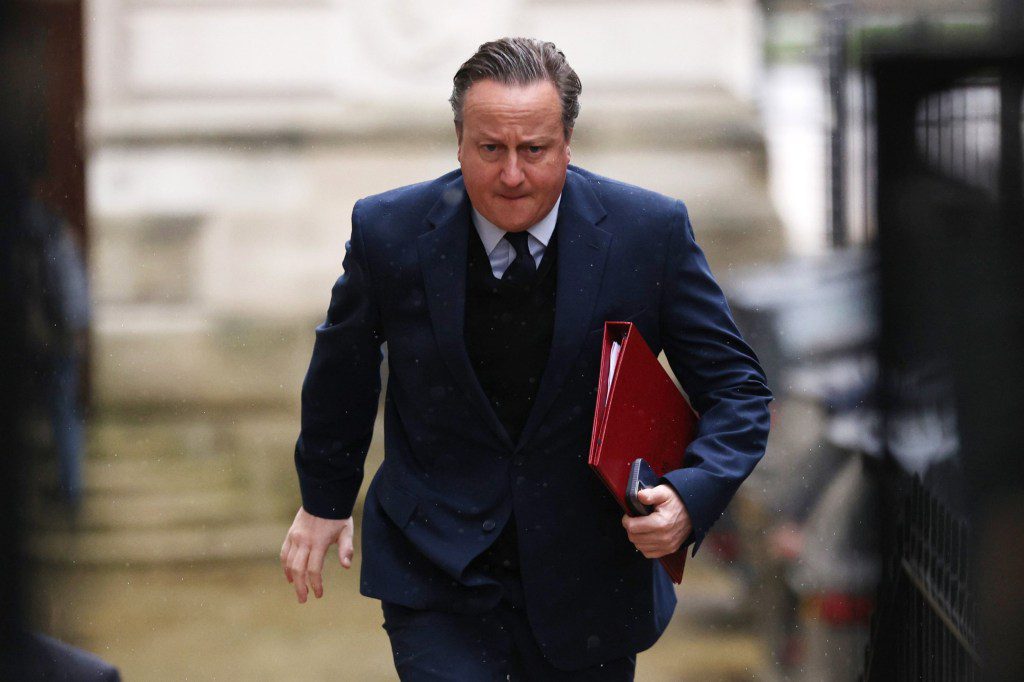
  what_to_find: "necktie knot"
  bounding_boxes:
[502,231,537,284]
[505,231,532,262]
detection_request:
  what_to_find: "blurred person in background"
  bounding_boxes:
[280,36,772,680]
[2,5,118,677]
[21,186,91,517]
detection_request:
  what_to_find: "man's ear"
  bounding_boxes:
[455,122,463,161]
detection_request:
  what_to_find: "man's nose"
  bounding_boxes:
[499,151,525,187]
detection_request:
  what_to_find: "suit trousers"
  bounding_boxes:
[380,520,637,681]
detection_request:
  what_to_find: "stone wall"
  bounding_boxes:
[67,0,785,564]
[87,0,780,413]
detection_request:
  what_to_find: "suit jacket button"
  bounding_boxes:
[482,519,496,532]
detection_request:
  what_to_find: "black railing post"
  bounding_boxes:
[825,1,849,248]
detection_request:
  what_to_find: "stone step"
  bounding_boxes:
[86,411,299,468]
[30,457,241,498]
[79,458,241,493]
[30,488,257,532]
[29,521,286,566]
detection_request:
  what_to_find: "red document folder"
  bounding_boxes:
[588,321,699,584]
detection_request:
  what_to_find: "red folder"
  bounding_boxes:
[588,321,699,584]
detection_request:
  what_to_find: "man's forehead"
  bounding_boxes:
[462,79,560,113]
[468,123,558,141]
[461,83,562,135]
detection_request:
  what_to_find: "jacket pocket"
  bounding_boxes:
[375,476,418,529]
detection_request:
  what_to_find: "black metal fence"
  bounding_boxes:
[824,7,1024,679]
[868,42,1021,682]
[865,475,978,679]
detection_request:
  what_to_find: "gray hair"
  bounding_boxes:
[450,37,582,139]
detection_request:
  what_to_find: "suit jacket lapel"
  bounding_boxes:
[418,176,515,451]
[516,169,611,451]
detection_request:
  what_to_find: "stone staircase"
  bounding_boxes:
[25,410,345,566]
[29,460,280,565]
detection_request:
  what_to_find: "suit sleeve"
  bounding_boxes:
[657,201,772,555]
[294,200,384,519]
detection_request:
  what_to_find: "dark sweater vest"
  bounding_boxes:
[464,223,558,446]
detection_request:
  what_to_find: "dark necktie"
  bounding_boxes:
[501,231,537,285]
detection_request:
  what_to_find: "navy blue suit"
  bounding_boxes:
[294,166,772,670]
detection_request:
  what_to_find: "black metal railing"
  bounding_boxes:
[859,39,1023,682]
[864,474,979,680]
[821,5,1024,678]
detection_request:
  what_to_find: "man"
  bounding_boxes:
[281,37,772,679]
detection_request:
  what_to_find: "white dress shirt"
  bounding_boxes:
[471,195,562,279]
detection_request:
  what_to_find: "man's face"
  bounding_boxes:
[456,79,571,233]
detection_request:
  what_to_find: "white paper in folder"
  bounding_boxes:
[604,340,622,406]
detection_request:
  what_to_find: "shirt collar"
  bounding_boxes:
[471,194,562,256]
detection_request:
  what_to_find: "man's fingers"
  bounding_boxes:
[638,484,673,507]
[285,542,301,585]
[623,486,690,558]
[624,516,683,557]
[280,537,293,583]
[307,545,326,599]
[631,536,665,557]
[290,545,311,603]
[631,535,673,557]
[622,513,665,535]
[337,519,354,568]
[340,549,353,569]
[280,509,355,602]
[627,528,670,548]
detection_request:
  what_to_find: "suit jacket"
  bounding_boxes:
[294,165,772,670]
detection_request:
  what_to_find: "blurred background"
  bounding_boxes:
[2,0,1022,679]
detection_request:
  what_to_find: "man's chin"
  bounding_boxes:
[489,211,537,233]
[497,222,533,233]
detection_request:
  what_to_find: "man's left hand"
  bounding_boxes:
[622,485,693,558]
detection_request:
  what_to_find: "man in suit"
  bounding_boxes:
[280,37,772,679]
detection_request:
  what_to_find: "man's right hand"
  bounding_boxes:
[280,507,353,603]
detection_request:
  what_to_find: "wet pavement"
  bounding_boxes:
[23,377,775,680]
[32,536,766,680]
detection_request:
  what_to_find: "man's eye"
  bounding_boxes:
[528,146,543,154]
[483,144,498,152]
